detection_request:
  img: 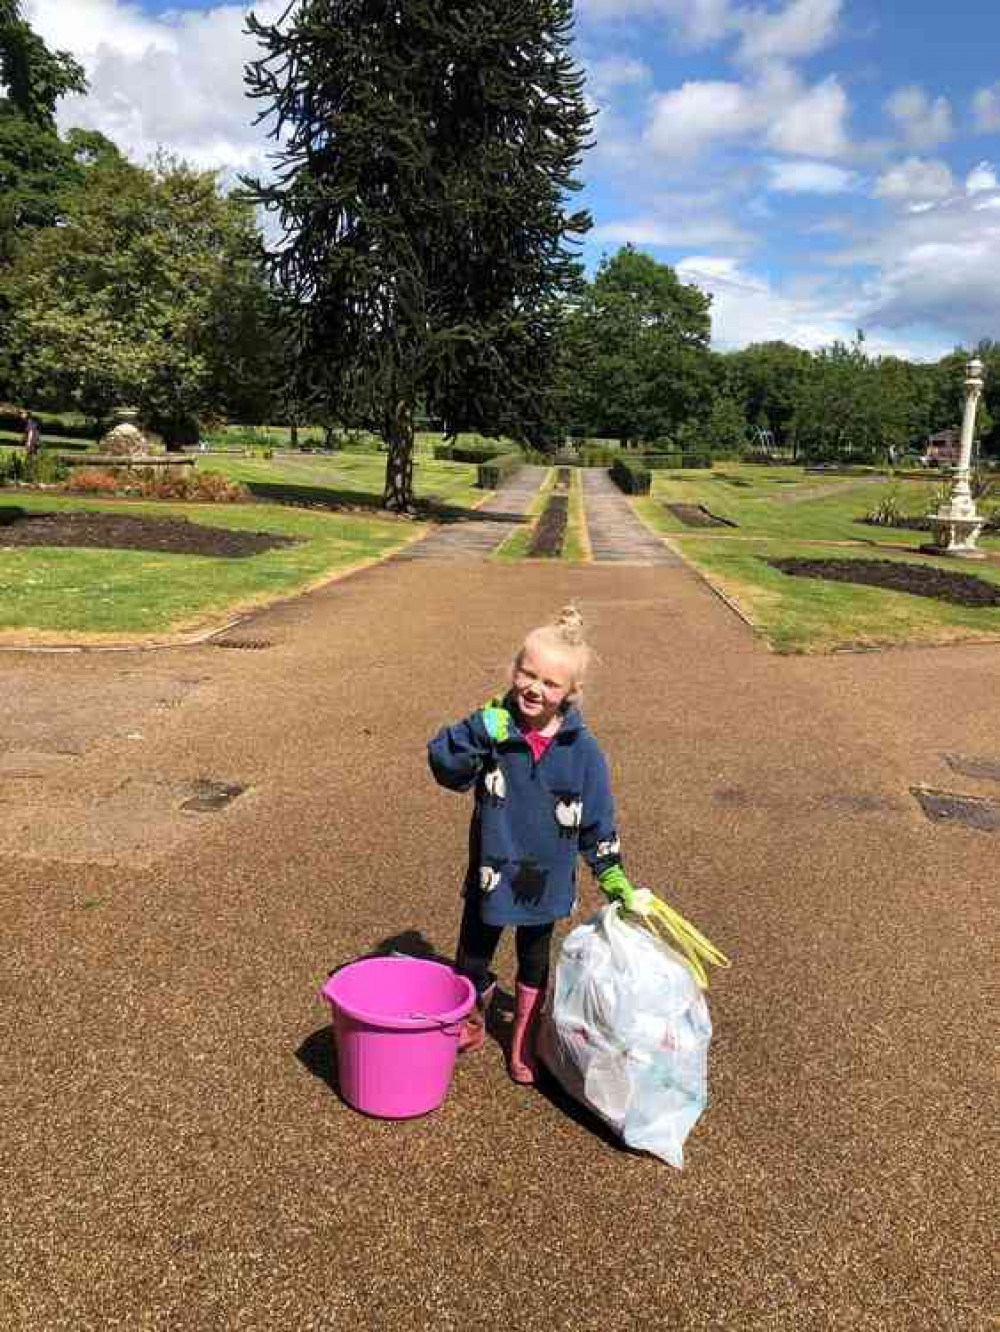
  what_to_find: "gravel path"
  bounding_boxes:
[581,468,681,564]
[1,557,996,1330]
[396,465,549,559]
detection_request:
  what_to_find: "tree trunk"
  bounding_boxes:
[383,399,415,512]
[290,421,299,449]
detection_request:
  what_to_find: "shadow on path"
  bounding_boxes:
[296,930,455,1096]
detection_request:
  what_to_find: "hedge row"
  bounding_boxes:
[435,441,510,463]
[609,457,651,495]
[0,413,97,442]
[642,452,712,470]
[477,453,522,488]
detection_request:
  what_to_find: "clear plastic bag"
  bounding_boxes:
[537,904,712,1167]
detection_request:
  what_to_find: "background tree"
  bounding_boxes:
[4,155,280,441]
[0,1,99,393]
[562,246,712,446]
[245,0,592,511]
[725,341,813,453]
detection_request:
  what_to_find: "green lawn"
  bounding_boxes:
[564,468,589,562]
[201,425,518,458]
[0,491,416,640]
[632,464,1000,653]
[195,450,480,515]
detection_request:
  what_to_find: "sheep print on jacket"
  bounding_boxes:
[427,699,623,927]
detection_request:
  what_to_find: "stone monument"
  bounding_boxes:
[100,406,165,457]
[928,358,987,558]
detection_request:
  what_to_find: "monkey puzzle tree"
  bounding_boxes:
[245,0,592,511]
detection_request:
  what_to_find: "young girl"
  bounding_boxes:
[427,606,638,1084]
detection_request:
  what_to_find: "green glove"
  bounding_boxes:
[481,699,512,743]
[598,865,644,915]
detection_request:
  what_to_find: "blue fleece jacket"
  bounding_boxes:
[427,699,624,927]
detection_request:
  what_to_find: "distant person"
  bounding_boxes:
[20,410,41,457]
[427,606,639,1084]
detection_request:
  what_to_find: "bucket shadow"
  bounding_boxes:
[296,1025,340,1096]
[296,930,456,1097]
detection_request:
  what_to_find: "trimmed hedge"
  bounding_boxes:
[0,413,98,442]
[477,453,522,488]
[436,441,509,464]
[643,452,712,470]
[610,457,651,494]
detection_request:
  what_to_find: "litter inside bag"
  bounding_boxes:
[538,904,713,1168]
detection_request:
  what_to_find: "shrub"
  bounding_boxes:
[864,487,904,526]
[215,425,274,451]
[2,451,70,485]
[642,452,712,470]
[477,453,522,488]
[137,469,249,503]
[64,465,249,503]
[610,457,651,494]
[451,441,509,463]
[67,467,119,494]
[576,444,620,467]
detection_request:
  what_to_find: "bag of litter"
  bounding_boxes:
[538,903,715,1168]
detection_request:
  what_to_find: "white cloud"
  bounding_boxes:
[736,0,842,64]
[645,65,851,162]
[966,161,998,196]
[585,55,652,101]
[644,79,751,159]
[829,191,1000,347]
[577,0,736,48]
[767,75,849,157]
[874,157,955,203]
[972,84,1000,133]
[578,0,844,62]
[590,213,753,249]
[885,85,954,151]
[675,254,935,356]
[767,160,858,194]
[25,0,289,174]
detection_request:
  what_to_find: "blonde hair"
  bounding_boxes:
[517,605,591,705]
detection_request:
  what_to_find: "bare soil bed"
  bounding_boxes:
[666,502,737,529]
[0,508,298,558]
[768,556,1000,607]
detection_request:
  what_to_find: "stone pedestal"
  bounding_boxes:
[926,510,987,558]
[926,358,987,558]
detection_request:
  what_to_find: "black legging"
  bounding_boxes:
[455,893,554,997]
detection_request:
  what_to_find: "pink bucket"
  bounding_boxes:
[320,957,475,1119]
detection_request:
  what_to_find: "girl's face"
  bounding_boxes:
[512,642,575,732]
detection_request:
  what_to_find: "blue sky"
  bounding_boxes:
[27,0,1000,359]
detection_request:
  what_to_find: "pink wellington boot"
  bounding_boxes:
[509,982,545,1084]
[458,983,495,1054]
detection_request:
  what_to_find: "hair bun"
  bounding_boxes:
[554,604,584,645]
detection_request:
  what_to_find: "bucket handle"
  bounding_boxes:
[404,1011,466,1036]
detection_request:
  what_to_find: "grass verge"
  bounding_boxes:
[493,469,554,561]
[0,492,417,641]
[195,451,480,516]
[563,469,590,562]
[629,464,1000,653]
